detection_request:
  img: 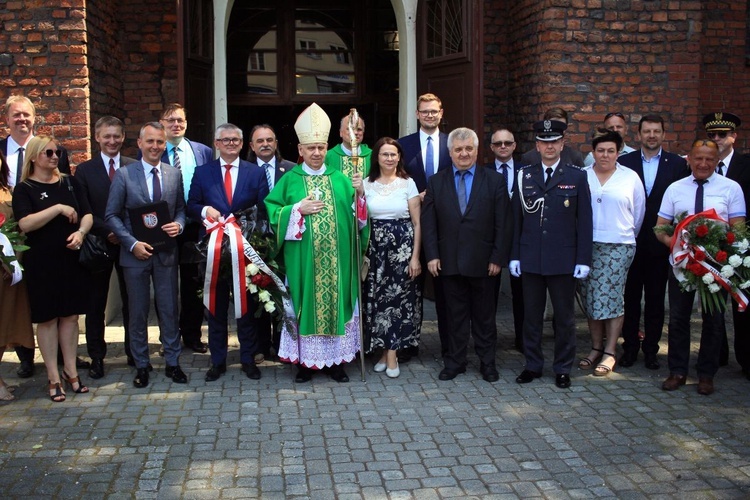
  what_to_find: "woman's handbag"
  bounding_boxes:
[63,176,114,273]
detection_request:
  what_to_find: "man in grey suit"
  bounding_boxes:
[105,122,187,388]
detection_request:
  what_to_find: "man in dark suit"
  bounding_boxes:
[485,127,524,351]
[423,127,511,382]
[703,111,750,378]
[187,123,269,381]
[510,120,593,389]
[619,114,688,370]
[156,103,214,354]
[1,94,73,378]
[246,123,294,360]
[75,116,138,378]
[398,93,452,361]
[520,107,585,168]
[105,122,188,388]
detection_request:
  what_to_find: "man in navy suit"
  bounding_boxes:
[485,127,524,352]
[619,114,688,370]
[246,124,295,360]
[423,127,511,382]
[159,103,214,354]
[510,120,593,389]
[75,116,138,378]
[703,111,750,378]
[398,93,452,360]
[187,123,269,381]
[105,122,187,388]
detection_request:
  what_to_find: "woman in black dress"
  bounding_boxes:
[13,136,93,402]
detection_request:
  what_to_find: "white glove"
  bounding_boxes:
[509,260,521,278]
[573,264,590,279]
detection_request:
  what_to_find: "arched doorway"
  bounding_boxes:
[223,0,400,160]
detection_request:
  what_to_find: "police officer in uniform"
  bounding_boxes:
[509,120,593,389]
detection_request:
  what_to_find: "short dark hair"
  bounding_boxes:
[369,137,409,182]
[638,114,665,132]
[94,116,124,133]
[161,103,186,120]
[246,124,282,163]
[591,128,624,152]
[543,107,569,123]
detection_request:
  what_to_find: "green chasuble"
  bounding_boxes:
[325,143,372,178]
[264,164,369,337]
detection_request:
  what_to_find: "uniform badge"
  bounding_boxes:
[142,212,159,229]
[564,199,570,207]
[525,173,531,179]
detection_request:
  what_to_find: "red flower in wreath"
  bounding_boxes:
[0,212,5,227]
[695,224,709,237]
[687,261,709,276]
[251,272,273,288]
[716,250,728,263]
[694,249,706,261]
[726,232,736,244]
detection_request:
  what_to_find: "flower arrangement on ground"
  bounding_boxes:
[655,208,750,314]
[0,211,29,285]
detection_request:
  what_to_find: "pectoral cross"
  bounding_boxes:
[312,186,323,201]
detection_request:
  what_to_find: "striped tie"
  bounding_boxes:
[263,163,274,190]
[172,148,181,169]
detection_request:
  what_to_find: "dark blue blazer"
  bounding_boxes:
[726,149,750,214]
[618,149,688,256]
[186,159,269,234]
[157,138,213,167]
[398,131,452,193]
[248,158,296,193]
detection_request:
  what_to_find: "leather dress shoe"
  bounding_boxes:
[555,373,571,389]
[480,364,499,383]
[330,364,349,383]
[661,373,687,391]
[644,355,660,370]
[295,366,313,383]
[697,377,714,395]
[242,363,261,380]
[205,363,227,382]
[397,346,419,363]
[165,365,188,384]
[17,360,34,378]
[618,351,637,368]
[185,341,208,354]
[133,368,150,388]
[438,366,466,381]
[515,369,541,384]
[89,358,105,379]
[76,356,91,369]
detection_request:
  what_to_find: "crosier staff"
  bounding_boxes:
[347,107,367,382]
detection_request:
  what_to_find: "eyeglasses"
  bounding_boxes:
[492,141,515,147]
[418,109,441,116]
[707,131,728,139]
[217,137,242,145]
[163,118,186,125]
[604,112,625,120]
[692,139,719,148]
[378,152,399,159]
[44,149,62,158]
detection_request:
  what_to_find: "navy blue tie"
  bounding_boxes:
[500,163,509,187]
[425,137,435,179]
[694,179,707,213]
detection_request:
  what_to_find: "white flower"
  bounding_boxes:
[720,265,735,279]
[258,290,271,303]
[708,283,721,293]
[264,301,276,313]
[737,239,750,253]
[744,256,750,268]
[740,280,750,290]
[729,254,743,268]
[248,283,258,293]
[702,273,715,284]
[247,263,260,276]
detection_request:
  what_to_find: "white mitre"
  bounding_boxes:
[294,103,331,144]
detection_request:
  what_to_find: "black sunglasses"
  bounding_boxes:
[44,149,62,158]
[492,141,515,147]
[707,131,729,139]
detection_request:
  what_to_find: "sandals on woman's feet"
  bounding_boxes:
[62,371,89,394]
[48,382,66,402]
[0,384,15,401]
[594,352,616,377]
[579,347,604,369]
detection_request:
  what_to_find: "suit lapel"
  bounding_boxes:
[463,167,482,215]
[135,161,151,202]
[652,155,674,197]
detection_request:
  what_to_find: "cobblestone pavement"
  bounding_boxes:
[1,301,749,499]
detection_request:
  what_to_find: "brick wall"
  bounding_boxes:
[0,0,90,167]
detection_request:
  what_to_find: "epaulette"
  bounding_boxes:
[519,164,534,170]
[563,163,584,170]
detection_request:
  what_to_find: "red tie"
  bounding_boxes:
[224,165,233,206]
[108,158,116,182]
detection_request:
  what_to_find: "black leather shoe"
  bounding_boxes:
[89,358,105,379]
[515,369,541,384]
[644,355,660,370]
[330,364,349,383]
[619,351,637,368]
[185,341,208,354]
[133,368,150,388]
[205,363,227,382]
[17,360,34,378]
[555,373,571,389]
[76,356,91,369]
[438,366,466,381]
[242,363,261,380]
[295,366,313,383]
[165,365,188,384]
[480,365,500,383]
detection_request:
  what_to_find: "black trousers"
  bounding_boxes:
[178,221,205,345]
[441,274,497,371]
[493,269,524,346]
[622,249,670,357]
[719,297,750,371]
[85,254,131,359]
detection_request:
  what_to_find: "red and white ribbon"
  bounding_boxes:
[203,215,248,318]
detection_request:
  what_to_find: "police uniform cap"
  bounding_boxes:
[534,119,567,141]
[702,112,741,132]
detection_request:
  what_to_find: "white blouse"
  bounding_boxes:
[363,177,419,220]
[585,163,646,244]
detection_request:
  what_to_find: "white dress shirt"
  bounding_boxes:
[585,164,646,244]
[419,129,441,175]
[658,173,746,222]
[494,158,515,196]
[6,135,32,188]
